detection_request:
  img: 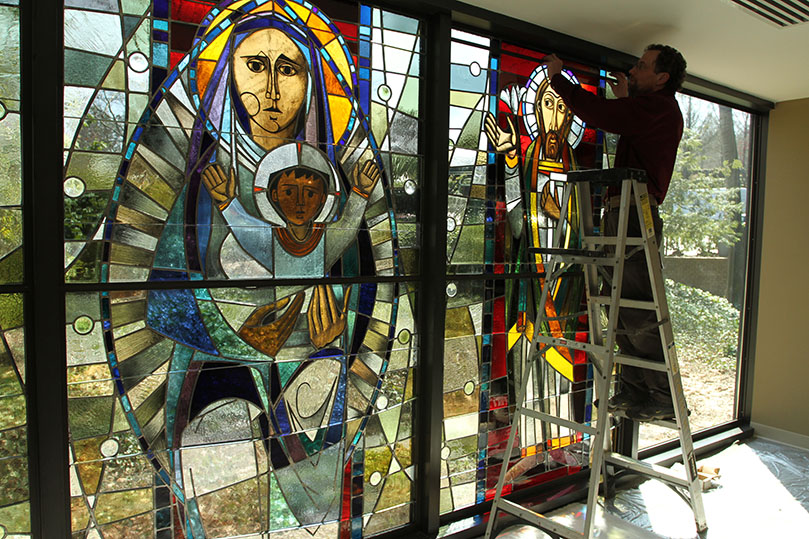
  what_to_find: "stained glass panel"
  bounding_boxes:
[64,1,422,536]
[442,30,605,514]
[0,0,23,285]
[67,281,417,537]
[63,0,422,283]
[0,293,29,536]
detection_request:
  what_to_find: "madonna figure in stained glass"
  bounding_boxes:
[107,1,393,535]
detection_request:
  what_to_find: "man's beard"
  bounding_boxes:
[543,131,563,161]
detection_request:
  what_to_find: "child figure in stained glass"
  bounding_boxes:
[202,141,379,353]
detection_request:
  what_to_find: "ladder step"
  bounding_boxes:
[604,452,690,488]
[497,498,581,539]
[519,407,598,436]
[611,409,679,429]
[589,295,657,310]
[529,247,605,258]
[613,353,668,372]
[582,235,643,246]
[534,334,609,357]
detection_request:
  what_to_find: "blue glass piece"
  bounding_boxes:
[153,19,168,31]
[193,288,211,300]
[147,289,218,354]
[360,4,372,25]
[274,399,292,435]
[382,11,420,34]
[153,42,169,68]
[450,64,487,93]
[153,187,188,270]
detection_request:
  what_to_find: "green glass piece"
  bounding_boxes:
[165,344,193,449]
[0,7,20,101]
[0,500,30,534]
[0,427,29,508]
[123,15,141,39]
[276,361,301,387]
[121,0,150,16]
[269,472,299,531]
[64,49,111,88]
[0,293,22,330]
[67,152,122,192]
[153,191,187,270]
[458,110,483,149]
[399,75,420,116]
[65,293,102,325]
[371,101,388,149]
[0,394,24,430]
[126,17,152,57]
[68,396,114,440]
[94,488,152,525]
[0,207,21,262]
[378,405,401,444]
[0,247,23,284]
[64,192,109,240]
[65,241,101,282]
[0,111,21,205]
[197,300,265,360]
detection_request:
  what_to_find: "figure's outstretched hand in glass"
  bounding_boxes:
[308,284,352,349]
[484,112,518,158]
[354,159,381,197]
[202,164,237,208]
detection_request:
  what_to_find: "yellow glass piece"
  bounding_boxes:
[328,94,352,143]
[287,1,312,23]
[507,319,534,351]
[312,28,336,47]
[198,28,232,63]
[206,3,253,34]
[545,347,574,382]
[325,39,352,91]
[94,488,152,525]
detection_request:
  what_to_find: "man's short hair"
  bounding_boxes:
[646,44,687,93]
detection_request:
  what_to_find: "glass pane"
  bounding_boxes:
[66,280,417,537]
[63,0,422,284]
[0,293,29,537]
[0,1,23,285]
[442,30,605,515]
[640,96,753,448]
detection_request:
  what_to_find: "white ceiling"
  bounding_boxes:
[457,0,809,103]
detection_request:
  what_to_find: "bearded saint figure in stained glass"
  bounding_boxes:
[485,64,588,453]
[100,1,395,535]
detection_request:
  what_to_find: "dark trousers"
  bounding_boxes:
[602,205,671,404]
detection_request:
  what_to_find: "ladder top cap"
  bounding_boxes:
[566,167,648,183]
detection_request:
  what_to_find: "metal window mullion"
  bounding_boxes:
[414,8,451,536]
[23,0,71,537]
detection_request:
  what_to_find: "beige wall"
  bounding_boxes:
[751,97,809,441]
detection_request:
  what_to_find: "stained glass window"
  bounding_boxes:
[0,0,28,535]
[442,30,608,514]
[0,293,28,536]
[0,0,22,284]
[63,1,422,537]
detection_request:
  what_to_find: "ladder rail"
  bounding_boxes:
[485,171,707,538]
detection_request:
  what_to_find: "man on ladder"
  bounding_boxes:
[542,44,687,421]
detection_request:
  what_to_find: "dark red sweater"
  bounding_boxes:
[550,73,683,203]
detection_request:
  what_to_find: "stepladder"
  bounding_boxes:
[484,168,707,539]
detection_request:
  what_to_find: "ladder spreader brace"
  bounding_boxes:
[484,168,707,539]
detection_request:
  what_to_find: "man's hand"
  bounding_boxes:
[542,53,563,79]
[609,71,629,98]
[484,112,518,157]
[354,159,380,197]
[201,164,236,207]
